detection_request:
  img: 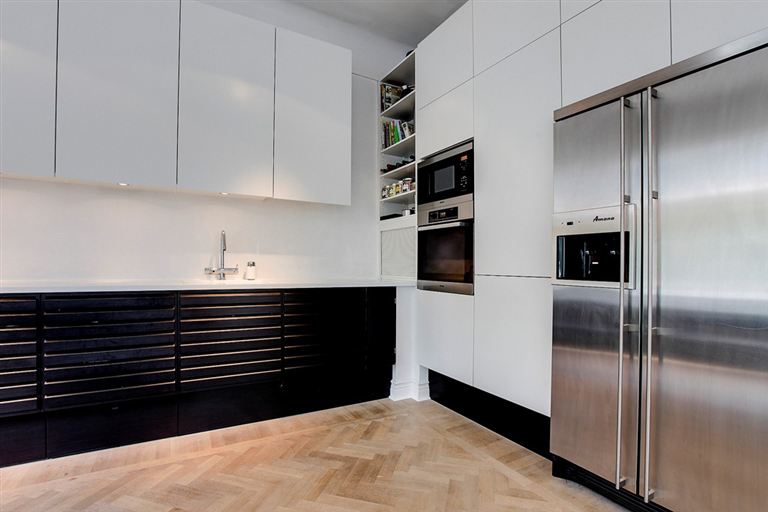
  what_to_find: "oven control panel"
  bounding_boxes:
[428,206,458,223]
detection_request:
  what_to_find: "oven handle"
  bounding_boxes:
[418,221,468,232]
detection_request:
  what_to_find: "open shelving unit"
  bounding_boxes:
[379,51,416,225]
[378,51,417,279]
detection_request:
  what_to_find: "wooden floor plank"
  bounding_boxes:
[0,399,624,512]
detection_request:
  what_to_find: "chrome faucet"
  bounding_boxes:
[204,230,239,280]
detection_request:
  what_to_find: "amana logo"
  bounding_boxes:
[593,215,615,222]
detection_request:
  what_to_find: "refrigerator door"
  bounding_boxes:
[643,47,768,512]
[551,97,642,489]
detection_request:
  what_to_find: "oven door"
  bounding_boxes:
[417,221,474,295]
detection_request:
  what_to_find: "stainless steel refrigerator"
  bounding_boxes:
[550,31,768,512]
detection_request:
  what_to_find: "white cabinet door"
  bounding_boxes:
[474,275,552,416]
[178,1,275,197]
[475,31,559,278]
[416,1,472,109]
[416,79,473,160]
[56,0,179,188]
[273,29,351,205]
[561,0,670,105]
[561,0,600,22]
[671,1,768,62]
[416,290,474,386]
[473,0,559,75]
[0,0,57,178]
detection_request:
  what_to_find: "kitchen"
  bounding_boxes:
[1,1,767,511]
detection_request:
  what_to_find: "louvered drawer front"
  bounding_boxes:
[0,297,39,416]
[42,293,176,409]
[179,292,282,391]
[283,289,366,381]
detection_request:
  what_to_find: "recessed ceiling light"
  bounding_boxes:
[220,192,229,196]
[117,182,129,187]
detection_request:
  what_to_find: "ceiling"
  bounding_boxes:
[288,0,466,46]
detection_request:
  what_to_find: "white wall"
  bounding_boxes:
[0,1,412,285]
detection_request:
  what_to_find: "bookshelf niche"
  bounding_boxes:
[378,51,417,279]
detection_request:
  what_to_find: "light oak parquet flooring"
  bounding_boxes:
[0,400,625,512]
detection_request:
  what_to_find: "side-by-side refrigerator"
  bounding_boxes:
[550,31,768,512]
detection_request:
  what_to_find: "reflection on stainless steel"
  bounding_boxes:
[552,36,768,512]
[647,47,768,512]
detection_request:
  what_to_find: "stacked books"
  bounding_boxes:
[382,120,414,148]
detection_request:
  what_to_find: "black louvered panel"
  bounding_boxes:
[0,296,39,416]
[179,291,282,391]
[282,289,367,386]
[42,293,176,409]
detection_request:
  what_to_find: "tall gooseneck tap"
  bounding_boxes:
[205,230,239,280]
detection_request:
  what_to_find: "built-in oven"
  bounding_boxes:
[552,205,635,287]
[417,140,473,206]
[417,139,474,295]
[417,199,474,294]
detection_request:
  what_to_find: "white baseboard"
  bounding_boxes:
[389,380,431,401]
[416,382,430,401]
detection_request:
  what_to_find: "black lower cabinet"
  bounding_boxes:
[178,382,284,435]
[0,413,46,466]
[46,396,178,458]
[0,287,396,467]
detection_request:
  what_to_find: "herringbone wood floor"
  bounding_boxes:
[0,400,624,512]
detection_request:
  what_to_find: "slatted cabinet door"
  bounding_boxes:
[282,289,368,411]
[178,292,283,391]
[42,294,177,408]
[0,296,39,416]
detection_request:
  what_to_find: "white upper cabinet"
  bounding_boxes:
[0,0,57,178]
[474,31,560,278]
[561,0,600,22]
[473,0,559,75]
[416,79,473,160]
[671,1,768,62]
[474,275,553,416]
[56,0,179,188]
[561,0,670,105]
[178,1,275,197]
[416,1,473,109]
[416,290,474,386]
[273,29,352,205]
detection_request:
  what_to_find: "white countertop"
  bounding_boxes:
[0,277,416,294]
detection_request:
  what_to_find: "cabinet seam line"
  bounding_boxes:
[175,0,182,186]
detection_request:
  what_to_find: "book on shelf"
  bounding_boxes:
[380,83,414,112]
[381,120,415,149]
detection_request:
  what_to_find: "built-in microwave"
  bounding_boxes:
[417,140,473,207]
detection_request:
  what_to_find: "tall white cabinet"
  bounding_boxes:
[474,276,552,416]
[56,0,179,187]
[274,29,352,205]
[0,0,57,178]
[473,0,559,75]
[561,0,671,105]
[474,30,560,278]
[670,1,768,63]
[416,290,474,386]
[177,1,275,197]
[415,2,474,160]
[415,1,473,110]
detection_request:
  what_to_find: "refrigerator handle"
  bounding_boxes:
[643,86,659,503]
[615,97,629,490]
